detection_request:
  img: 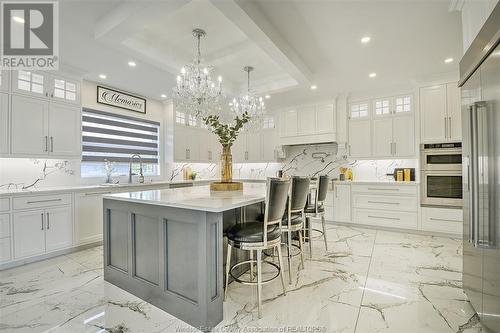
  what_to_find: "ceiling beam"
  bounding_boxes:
[210,0,313,86]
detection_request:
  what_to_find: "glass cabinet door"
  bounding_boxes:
[49,74,81,105]
[11,70,47,98]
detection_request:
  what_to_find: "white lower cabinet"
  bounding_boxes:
[0,213,11,263]
[45,206,73,252]
[421,207,462,234]
[13,210,46,259]
[0,92,9,155]
[353,209,418,229]
[75,192,105,245]
[333,184,351,222]
[324,191,334,221]
[0,238,11,263]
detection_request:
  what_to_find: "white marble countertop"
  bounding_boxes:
[333,180,419,186]
[103,183,267,213]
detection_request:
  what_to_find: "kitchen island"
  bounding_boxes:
[102,183,266,330]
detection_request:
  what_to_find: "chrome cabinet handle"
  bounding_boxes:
[46,212,50,229]
[444,116,448,138]
[44,136,48,152]
[45,92,48,97]
[50,137,54,152]
[368,201,400,205]
[393,142,396,155]
[85,192,111,196]
[27,198,62,204]
[430,217,459,222]
[41,213,44,230]
[367,188,399,191]
[368,215,400,221]
[448,116,452,138]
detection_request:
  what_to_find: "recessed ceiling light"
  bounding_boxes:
[369,73,377,78]
[99,74,107,79]
[128,61,137,67]
[12,16,24,24]
[160,94,167,98]
[361,36,371,44]
[310,85,317,90]
[265,95,271,99]
[444,57,454,63]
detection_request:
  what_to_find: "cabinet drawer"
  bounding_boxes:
[13,194,72,210]
[352,194,417,212]
[0,213,10,238]
[421,207,462,234]
[0,237,11,263]
[0,198,9,212]
[351,184,417,196]
[353,208,418,229]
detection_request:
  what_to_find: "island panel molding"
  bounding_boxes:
[97,86,147,114]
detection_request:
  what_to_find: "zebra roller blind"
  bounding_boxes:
[82,108,160,163]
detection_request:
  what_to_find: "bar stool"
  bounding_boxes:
[304,175,329,258]
[282,176,310,284]
[224,178,290,318]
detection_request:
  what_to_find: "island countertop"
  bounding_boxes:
[103,182,266,213]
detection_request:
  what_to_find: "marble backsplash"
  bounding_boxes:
[171,143,418,181]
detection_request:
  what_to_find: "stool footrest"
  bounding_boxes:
[229,260,281,286]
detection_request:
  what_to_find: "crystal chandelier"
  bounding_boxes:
[173,29,223,119]
[231,66,265,129]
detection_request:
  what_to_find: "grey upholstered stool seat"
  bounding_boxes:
[226,223,281,243]
[304,204,324,213]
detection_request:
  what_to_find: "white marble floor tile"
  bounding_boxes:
[0,225,488,333]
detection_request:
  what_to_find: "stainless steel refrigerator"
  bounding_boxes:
[460,3,500,332]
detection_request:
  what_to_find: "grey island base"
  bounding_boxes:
[102,183,266,330]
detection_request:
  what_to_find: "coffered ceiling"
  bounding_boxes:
[59,0,462,110]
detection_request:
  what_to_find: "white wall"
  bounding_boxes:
[0,80,173,189]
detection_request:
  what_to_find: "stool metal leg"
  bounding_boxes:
[298,229,305,270]
[256,249,263,318]
[276,243,287,296]
[249,250,254,281]
[224,244,232,301]
[308,217,313,258]
[287,230,292,284]
[321,215,328,252]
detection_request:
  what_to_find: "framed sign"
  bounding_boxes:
[97,86,147,114]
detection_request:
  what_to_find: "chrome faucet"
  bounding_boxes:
[128,154,144,184]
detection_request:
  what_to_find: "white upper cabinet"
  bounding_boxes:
[446,83,462,141]
[11,94,49,155]
[0,70,9,92]
[261,129,278,161]
[315,104,335,134]
[49,74,81,105]
[0,92,9,154]
[348,119,371,157]
[12,70,47,98]
[350,102,369,119]
[297,105,315,135]
[246,131,262,162]
[420,83,461,143]
[373,99,391,117]
[393,115,415,156]
[48,103,81,157]
[232,132,247,162]
[281,109,298,137]
[372,118,393,157]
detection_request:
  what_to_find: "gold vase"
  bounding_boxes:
[221,145,233,183]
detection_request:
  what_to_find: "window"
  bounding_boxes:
[187,115,197,127]
[350,103,368,118]
[17,70,44,95]
[263,116,275,129]
[81,109,160,177]
[395,96,412,113]
[374,99,390,115]
[175,111,186,124]
[53,79,77,101]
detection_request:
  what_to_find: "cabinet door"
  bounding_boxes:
[315,104,335,134]
[348,119,371,157]
[261,129,277,161]
[210,133,221,162]
[13,210,45,259]
[446,83,462,141]
[49,74,81,105]
[393,115,415,157]
[0,238,11,263]
[333,184,351,222]
[11,70,48,98]
[0,70,9,92]
[174,125,188,161]
[246,131,262,162]
[281,110,298,137]
[232,132,247,162]
[0,92,9,154]
[11,94,49,155]
[185,127,200,161]
[420,85,447,142]
[45,206,73,252]
[49,103,81,157]
[372,118,393,157]
[297,106,315,135]
[75,193,104,245]
[198,130,211,162]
